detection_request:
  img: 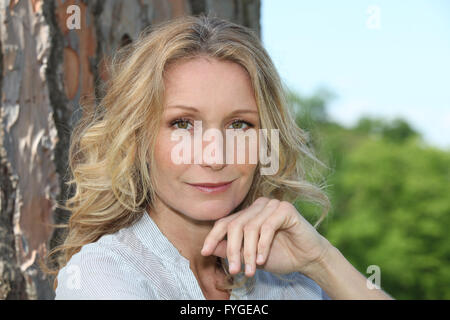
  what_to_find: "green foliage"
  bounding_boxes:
[355,116,420,143]
[287,86,336,131]
[290,88,450,299]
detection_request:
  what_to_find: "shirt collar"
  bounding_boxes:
[132,210,249,298]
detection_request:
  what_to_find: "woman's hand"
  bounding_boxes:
[201,197,333,277]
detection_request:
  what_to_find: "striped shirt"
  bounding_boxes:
[55,211,331,300]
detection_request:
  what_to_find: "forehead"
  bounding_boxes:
[163,57,258,113]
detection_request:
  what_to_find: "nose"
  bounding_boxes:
[200,141,226,171]
[201,162,225,170]
[196,127,226,171]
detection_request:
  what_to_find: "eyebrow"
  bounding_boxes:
[167,105,258,115]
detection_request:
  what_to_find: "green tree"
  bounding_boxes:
[287,87,335,132]
[355,117,420,143]
[290,88,450,299]
[322,138,450,299]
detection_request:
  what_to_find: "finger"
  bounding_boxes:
[201,216,235,256]
[212,240,245,266]
[211,239,227,259]
[226,198,271,274]
[201,197,269,256]
[256,208,286,265]
[243,199,280,277]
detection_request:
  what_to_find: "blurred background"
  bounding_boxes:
[262,0,450,300]
[0,0,448,300]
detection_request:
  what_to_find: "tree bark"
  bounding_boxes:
[0,0,260,300]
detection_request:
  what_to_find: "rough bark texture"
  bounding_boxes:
[0,0,260,300]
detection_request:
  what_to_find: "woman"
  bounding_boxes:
[46,14,393,300]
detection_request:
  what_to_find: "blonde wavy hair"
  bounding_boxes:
[42,13,331,297]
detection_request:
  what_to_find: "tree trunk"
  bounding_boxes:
[0,0,260,300]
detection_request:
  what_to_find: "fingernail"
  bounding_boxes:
[257,254,264,264]
[245,264,252,274]
[230,261,239,273]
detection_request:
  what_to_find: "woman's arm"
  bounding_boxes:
[302,244,395,300]
[202,197,395,300]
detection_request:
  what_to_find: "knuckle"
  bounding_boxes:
[243,223,257,233]
[213,219,226,228]
[258,243,266,251]
[206,233,219,243]
[243,251,253,261]
[267,198,280,208]
[227,219,241,231]
[279,200,294,210]
[255,196,269,204]
[261,222,274,233]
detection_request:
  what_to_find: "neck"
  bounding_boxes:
[146,197,219,274]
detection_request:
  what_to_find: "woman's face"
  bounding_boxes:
[152,56,260,221]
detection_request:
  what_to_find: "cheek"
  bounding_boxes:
[231,163,257,194]
[241,164,258,191]
[238,163,258,177]
[154,131,185,179]
[155,144,173,168]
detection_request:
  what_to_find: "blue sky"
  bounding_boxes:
[261,0,450,150]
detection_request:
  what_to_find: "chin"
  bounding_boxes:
[186,201,235,221]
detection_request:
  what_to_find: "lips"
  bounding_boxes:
[186,180,235,194]
[189,181,233,187]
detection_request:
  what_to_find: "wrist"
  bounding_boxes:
[301,237,337,282]
[300,241,394,299]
